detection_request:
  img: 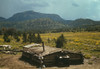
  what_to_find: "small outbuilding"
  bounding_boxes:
[22,43,84,67]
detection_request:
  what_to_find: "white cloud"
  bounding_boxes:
[0,0,100,20]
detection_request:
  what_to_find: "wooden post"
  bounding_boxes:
[42,42,45,52]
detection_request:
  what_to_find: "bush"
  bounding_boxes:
[84,54,91,59]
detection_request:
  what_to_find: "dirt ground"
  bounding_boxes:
[0,54,100,69]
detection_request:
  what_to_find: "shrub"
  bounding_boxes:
[84,54,91,59]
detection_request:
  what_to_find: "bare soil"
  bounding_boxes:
[0,54,100,69]
[0,54,36,69]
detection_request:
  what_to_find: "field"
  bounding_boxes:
[0,32,100,58]
[41,32,100,58]
[0,32,100,69]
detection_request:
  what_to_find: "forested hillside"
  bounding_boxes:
[0,17,6,21]
[7,11,64,22]
[0,11,100,32]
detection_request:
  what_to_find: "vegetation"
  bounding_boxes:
[0,27,100,59]
[28,33,33,43]
[3,33,10,42]
[40,32,100,58]
[0,18,100,33]
[0,11,100,32]
[0,10,100,69]
[36,33,42,43]
[22,32,27,43]
[56,34,66,48]
[7,11,64,22]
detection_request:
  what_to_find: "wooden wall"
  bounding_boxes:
[21,51,84,66]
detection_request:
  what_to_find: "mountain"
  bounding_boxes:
[14,18,66,30]
[7,11,64,22]
[0,11,100,32]
[0,18,66,31]
[0,17,6,21]
[0,11,68,32]
[68,18,100,28]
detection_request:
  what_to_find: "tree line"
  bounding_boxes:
[0,28,42,43]
[22,32,42,43]
[0,28,66,48]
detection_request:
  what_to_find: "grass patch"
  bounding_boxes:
[0,32,100,58]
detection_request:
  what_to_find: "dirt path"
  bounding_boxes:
[0,54,100,69]
[45,58,100,69]
[0,55,36,69]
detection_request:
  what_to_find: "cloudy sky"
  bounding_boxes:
[0,0,100,20]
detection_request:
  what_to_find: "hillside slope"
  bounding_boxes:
[7,11,64,22]
[0,18,65,31]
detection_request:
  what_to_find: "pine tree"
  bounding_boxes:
[32,33,36,42]
[28,33,32,43]
[36,33,42,43]
[56,34,66,48]
[3,33,10,42]
[14,34,20,42]
[0,30,2,35]
[16,37,20,42]
[22,32,27,43]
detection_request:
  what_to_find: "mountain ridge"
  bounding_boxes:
[0,17,6,21]
[0,10,100,32]
[7,10,65,22]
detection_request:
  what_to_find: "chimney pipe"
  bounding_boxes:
[42,42,45,52]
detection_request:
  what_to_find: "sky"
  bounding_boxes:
[0,0,100,20]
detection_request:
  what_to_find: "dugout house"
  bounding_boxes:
[21,43,84,67]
